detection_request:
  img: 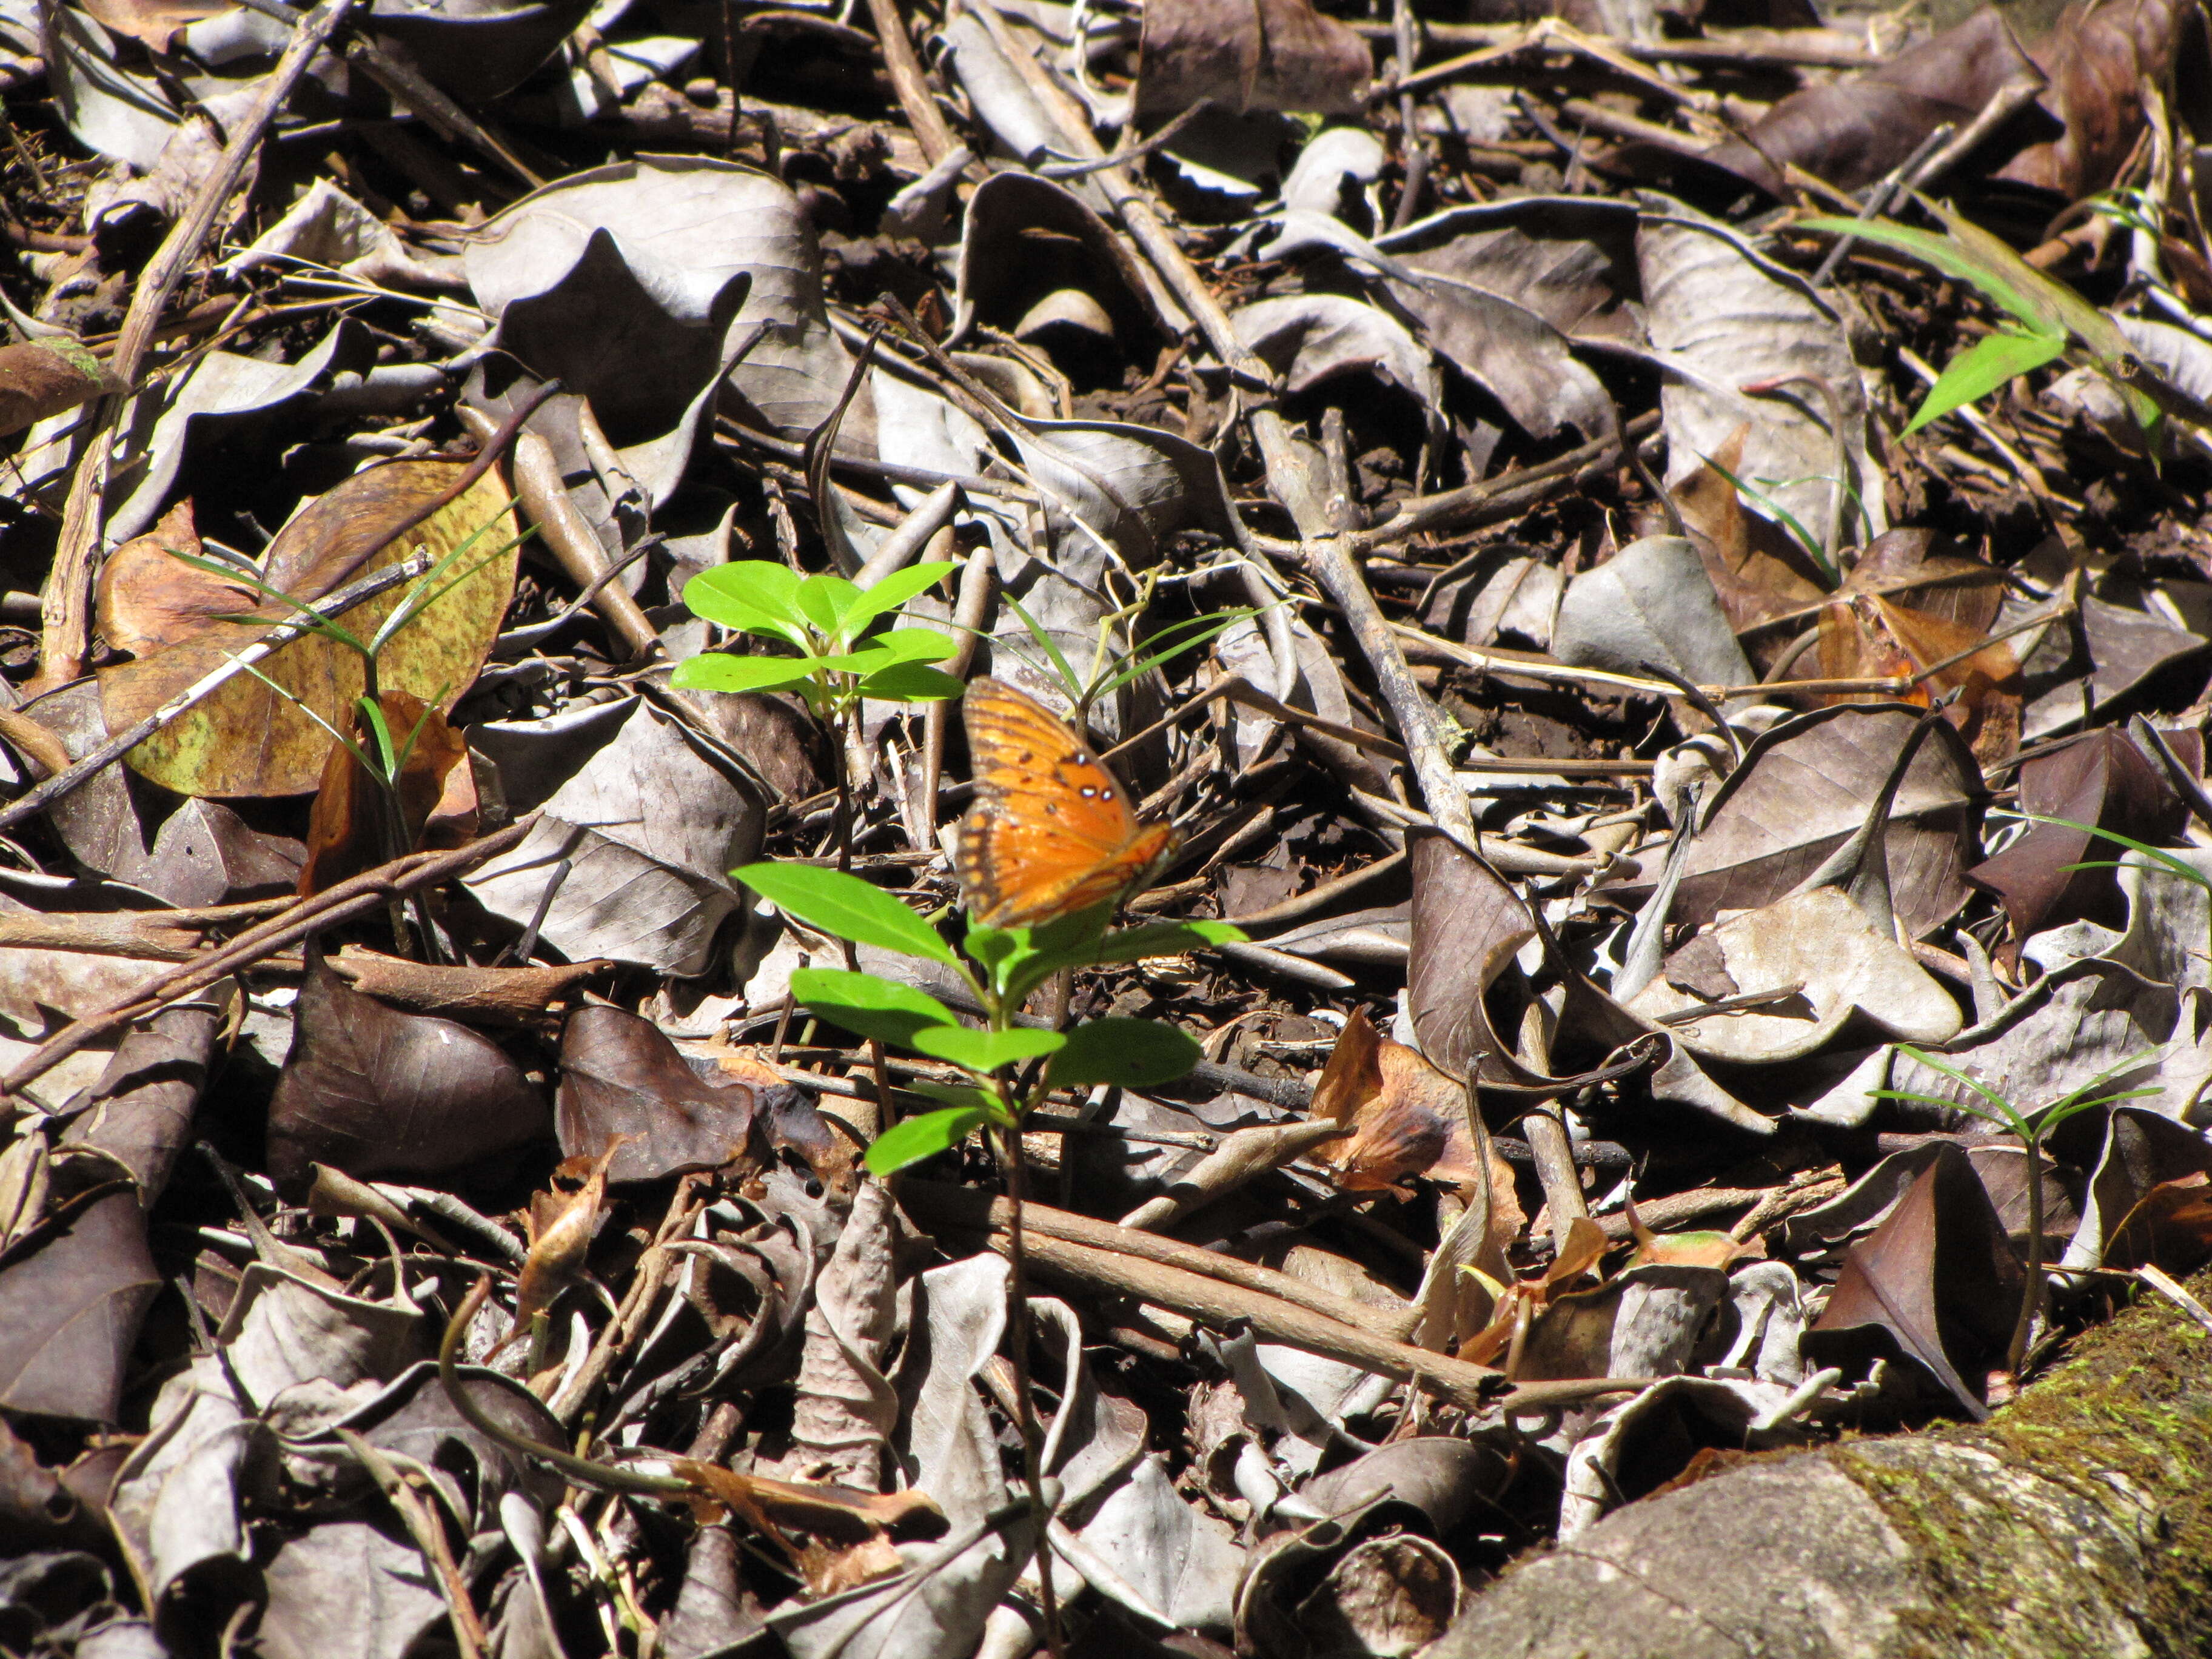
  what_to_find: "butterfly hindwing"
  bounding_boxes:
[956,678,1173,927]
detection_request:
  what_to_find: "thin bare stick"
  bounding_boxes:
[0,814,538,1101]
[863,0,960,165]
[1356,411,1660,555]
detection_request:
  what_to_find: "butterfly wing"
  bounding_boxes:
[956,679,1174,927]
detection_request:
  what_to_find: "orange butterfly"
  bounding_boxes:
[955,677,1176,928]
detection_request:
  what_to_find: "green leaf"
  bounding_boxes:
[1891,1043,2024,1133]
[817,629,959,677]
[996,905,1114,1007]
[864,627,959,664]
[903,1080,1003,1114]
[683,563,806,643]
[1094,609,1260,700]
[1047,1017,1201,1088]
[736,863,960,965]
[962,922,1028,997]
[859,663,966,702]
[863,1107,987,1176]
[911,1025,1065,1074]
[1000,593,1084,703]
[671,653,819,694]
[789,968,960,1048]
[797,572,863,639]
[1903,327,2066,434]
[843,562,956,631]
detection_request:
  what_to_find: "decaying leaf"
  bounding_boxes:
[503,1134,626,1349]
[1312,1008,1492,1189]
[557,1004,794,1181]
[98,458,519,799]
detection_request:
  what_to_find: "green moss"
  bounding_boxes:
[1830,1276,2212,1658]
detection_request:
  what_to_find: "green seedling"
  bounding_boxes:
[1875,1045,2157,1375]
[672,558,964,713]
[675,557,965,871]
[740,856,1241,1653]
[736,860,1241,1179]
[1803,201,2159,441]
[983,570,1258,735]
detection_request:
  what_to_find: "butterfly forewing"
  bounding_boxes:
[956,678,1175,927]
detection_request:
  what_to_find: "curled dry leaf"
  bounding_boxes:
[1670,426,1831,652]
[1627,883,1963,1065]
[1638,201,1886,548]
[777,1178,898,1491]
[1815,576,2022,768]
[465,697,768,976]
[1999,0,2191,200]
[265,949,549,1195]
[504,1135,627,1349]
[97,458,519,799]
[1310,1008,1491,1190]
[1804,1143,2023,1418]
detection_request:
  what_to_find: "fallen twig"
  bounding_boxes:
[0,814,540,1101]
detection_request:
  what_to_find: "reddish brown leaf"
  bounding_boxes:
[1669,426,1828,659]
[1813,533,2020,766]
[1966,726,2188,954]
[557,1005,805,1184]
[95,500,255,661]
[1311,1009,1490,1191]
[1999,0,2190,199]
[298,690,471,896]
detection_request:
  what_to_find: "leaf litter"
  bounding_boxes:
[3,0,2212,1651]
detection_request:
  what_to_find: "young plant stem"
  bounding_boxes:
[993,1110,1062,1659]
[2011,1130,2046,1376]
[835,700,899,1129]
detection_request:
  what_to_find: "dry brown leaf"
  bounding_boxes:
[298,690,471,896]
[1135,0,1369,116]
[1313,1009,1489,1191]
[1669,426,1829,656]
[502,1135,629,1352]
